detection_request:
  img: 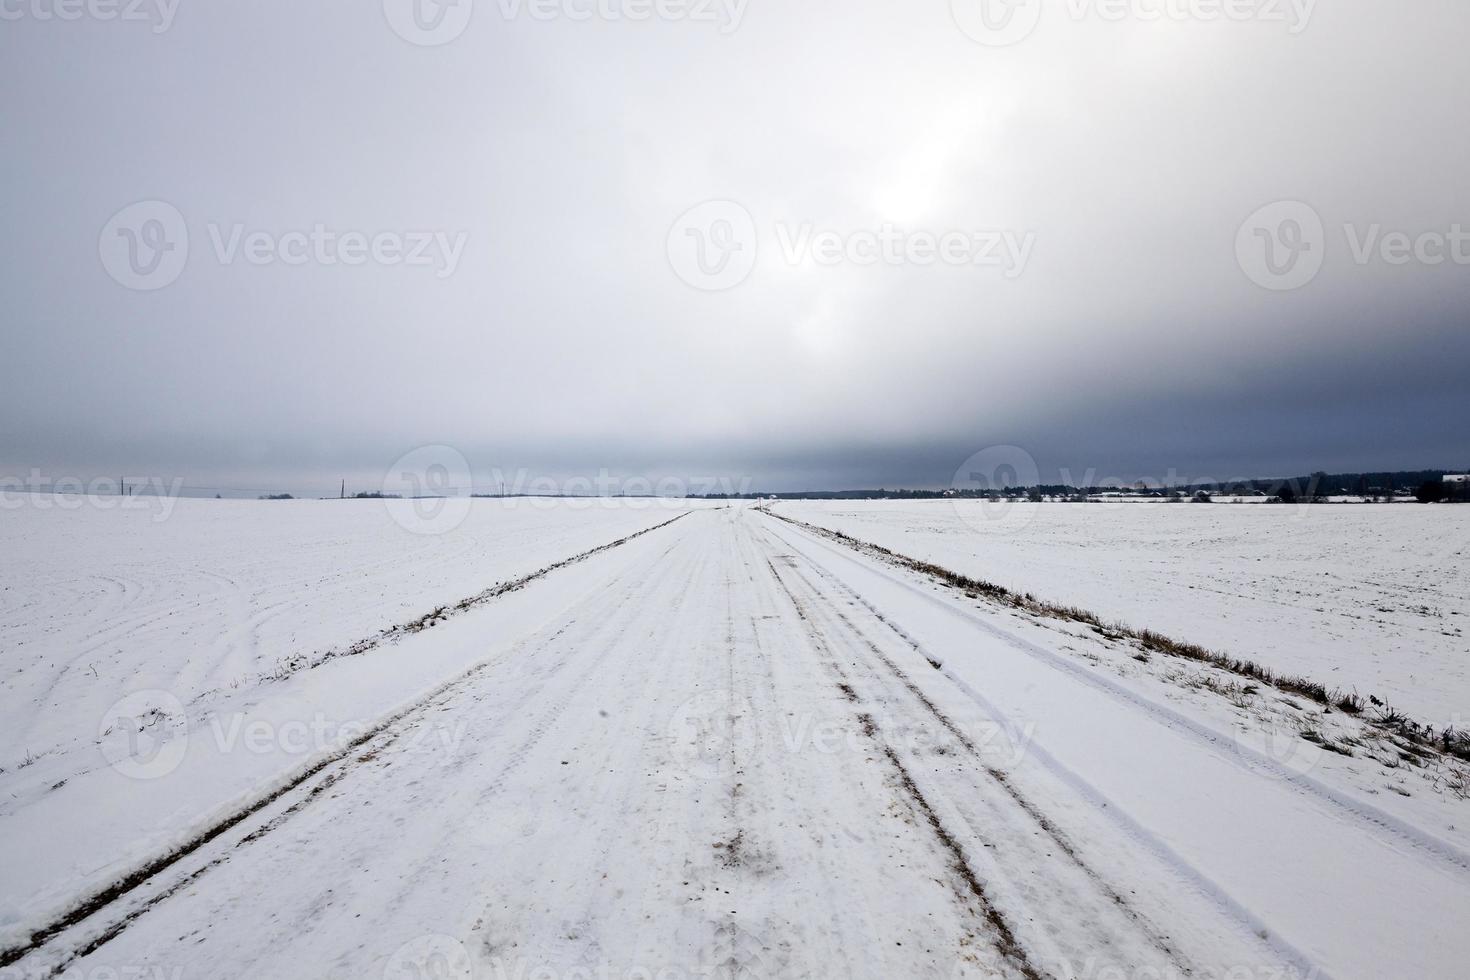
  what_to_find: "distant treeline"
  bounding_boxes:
[690,470,1467,502]
[1176,470,1453,496]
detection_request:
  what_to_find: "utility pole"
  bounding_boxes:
[340,479,345,500]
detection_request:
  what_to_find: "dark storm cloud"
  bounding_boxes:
[2,0,1467,495]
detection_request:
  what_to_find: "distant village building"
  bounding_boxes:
[1446,475,1470,502]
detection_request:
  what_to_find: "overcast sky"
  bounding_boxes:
[2,0,1467,494]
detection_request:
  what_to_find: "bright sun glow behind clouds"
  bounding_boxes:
[1,1,1468,490]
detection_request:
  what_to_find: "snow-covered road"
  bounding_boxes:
[6,508,1469,979]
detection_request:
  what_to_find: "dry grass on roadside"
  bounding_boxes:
[772,512,1470,765]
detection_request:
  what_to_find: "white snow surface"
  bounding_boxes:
[0,494,694,772]
[786,500,1470,725]
[1,503,1468,979]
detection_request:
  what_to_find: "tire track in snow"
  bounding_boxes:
[465,531,715,969]
[756,526,1194,975]
[720,516,996,977]
[757,548,1049,980]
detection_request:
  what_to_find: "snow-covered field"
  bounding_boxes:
[0,495,695,775]
[786,501,1470,726]
[3,502,1469,979]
